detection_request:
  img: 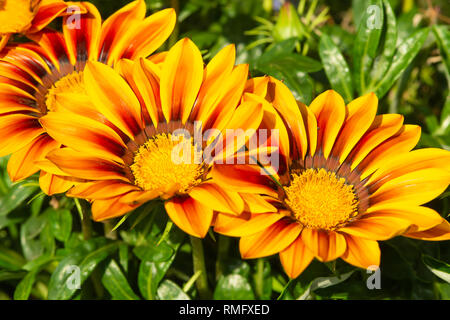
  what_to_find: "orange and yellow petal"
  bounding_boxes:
[341,234,380,269]
[279,235,315,279]
[239,220,302,259]
[165,196,214,238]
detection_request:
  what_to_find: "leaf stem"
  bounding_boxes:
[190,236,212,299]
[215,235,230,281]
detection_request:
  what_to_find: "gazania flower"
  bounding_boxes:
[0,0,81,51]
[40,38,266,238]
[213,80,450,278]
[0,0,175,194]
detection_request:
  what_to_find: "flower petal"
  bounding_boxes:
[39,171,74,196]
[341,234,380,269]
[214,211,284,237]
[280,235,314,279]
[339,215,411,240]
[301,228,347,262]
[7,134,59,181]
[332,93,378,163]
[165,196,214,238]
[188,182,244,215]
[369,168,450,208]
[0,114,43,157]
[46,148,128,181]
[160,38,204,124]
[92,196,140,221]
[84,61,143,139]
[404,220,450,241]
[40,112,126,163]
[309,90,346,159]
[239,219,302,259]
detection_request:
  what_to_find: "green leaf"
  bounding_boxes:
[297,270,355,300]
[14,270,38,300]
[433,25,450,76]
[319,33,354,102]
[372,27,429,99]
[133,243,174,262]
[352,0,383,94]
[273,2,303,42]
[47,239,118,300]
[369,0,398,86]
[157,280,191,300]
[102,260,140,300]
[0,183,38,217]
[0,247,25,271]
[20,215,47,261]
[214,274,256,300]
[137,228,184,300]
[48,208,72,242]
[422,255,450,283]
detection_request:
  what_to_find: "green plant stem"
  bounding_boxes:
[255,258,265,299]
[215,235,230,281]
[190,236,212,299]
[79,200,92,240]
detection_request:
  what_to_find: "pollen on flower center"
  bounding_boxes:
[45,71,85,112]
[130,133,204,195]
[0,0,39,33]
[284,168,359,230]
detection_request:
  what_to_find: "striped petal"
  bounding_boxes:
[309,90,346,159]
[339,215,411,241]
[214,211,284,237]
[63,2,101,64]
[301,229,347,262]
[46,148,128,181]
[332,93,378,163]
[239,219,302,259]
[404,220,450,241]
[348,114,404,170]
[40,112,127,163]
[39,171,74,196]
[280,235,314,279]
[341,234,380,269]
[160,38,203,124]
[84,61,143,139]
[358,125,421,179]
[7,134,59,181]
[0,114,43,157]
[165,196,214,238]
[67,180,139,200]
[188,182,244,215]
[369,168,450,208]
[92,196,140,221]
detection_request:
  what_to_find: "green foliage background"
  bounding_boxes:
[0,0,449,300]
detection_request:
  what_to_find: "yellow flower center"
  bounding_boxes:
[130,133,204,195]
[0,0,40,34]
[284,168,359,230]
[45,71,85,112]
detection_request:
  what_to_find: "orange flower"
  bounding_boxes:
[0,0,175,194]
[213,77,450,278]
[0,0,83,51]
[40,38,264,238]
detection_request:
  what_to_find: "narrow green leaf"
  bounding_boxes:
[422,255,450,283]
[319,33,354,102]
[0,183,38,217]
[102,260,140,300]
[0,247,25,271]
[352,0,383,94]
[297,270,355,300]
[14,270,38,300]
[372,27,429,98]
[433,25,450,76]
[369,0,398,86]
